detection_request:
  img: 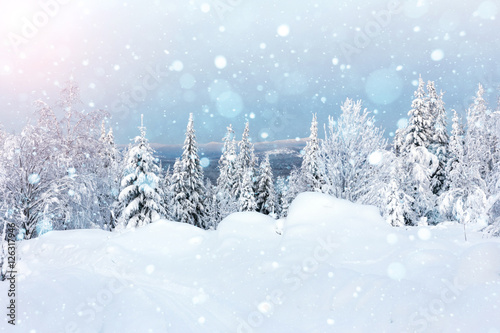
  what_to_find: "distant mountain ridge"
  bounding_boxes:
[143,138,308,182]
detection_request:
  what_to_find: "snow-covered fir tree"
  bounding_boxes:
[402,76,433,153]
[234,122,257,198]
[444,110,464,191]
[116,115,165,229]
[466,84,493,184]
[256,155,276,216]
[203,179,219,229]
[216,124,238,220]
[300,114,323,192]
[426,81,449,195]
[239,168,257,212]
[175,113,207,228]
[439,106,488,225]
[382,161,413,227]
[170,158,193,224]
[217,124,237,193]
[274,176,287,218]
[98,123,121,230]
[161,166,174,221]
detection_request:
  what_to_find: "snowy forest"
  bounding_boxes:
[1,76,499,275]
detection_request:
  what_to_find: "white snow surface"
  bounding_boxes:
[2,192,500,332]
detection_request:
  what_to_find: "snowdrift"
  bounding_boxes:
[2,192,500,332]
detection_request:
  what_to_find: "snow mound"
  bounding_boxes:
[2,194,500,332]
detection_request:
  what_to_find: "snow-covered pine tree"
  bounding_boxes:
[99,124,121,230]
[392,127,406,157]
[439,106,488,225]
[217,124,237,193]
[395,78,439,225]
[216,124,238,220]
[426,81,449,194]
[274,176,287,218]
[161,165,174,221]
[382,161,413,227]
[178,113,207,228]
[465,84,491,183]
[239,168,257,212]
[203,179,219,229]
[116,115,165,229]
[301,114,323,192]
[402,76,434,153]
[234,122,257,198]
[444,110,464,191]
[169,158,193,224]
[256,155,276,216]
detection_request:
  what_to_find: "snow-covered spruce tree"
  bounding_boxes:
[169,158,193,224]
[320,98,387,203]
[465,85,490,179]
[217,124,237,193]
[402,76,434,153]
[99,123,121,230]
[396,79,440,225]
[177,113,207,228]
[381,160,414,227]
[203,179,219,229]
[439,106,488,225]
[392,127,406,157]
[116,115,165,229]
[161,165,174,221]
[239,168,257,212]
[216,124,238,221]
[426,81,449,195]
[274,176,287,218]
[256,155,277,216]
[301,114,323,192]
[234,122,257,198]
[444,110,464,191]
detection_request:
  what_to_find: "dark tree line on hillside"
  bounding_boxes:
[1,79,500,278]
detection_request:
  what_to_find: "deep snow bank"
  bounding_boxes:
[1,192,500,333]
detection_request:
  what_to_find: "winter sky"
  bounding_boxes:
[0,0,498,144]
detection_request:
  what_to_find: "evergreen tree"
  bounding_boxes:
[382,162,413,227]
[402,77,433,153]
[217,124,237,193]
[444,110,464,191]
[177,113,207,228]
[301,114,323,192]
[216,124,238,221]
[465,84,491,183]
[234,122,257,198]
[239,168,257,212]
[170,158,193,224]
[274,176,287,218]
[116,115,165,229]
[439,106,488,225]
[161,166,174,220]
[256,155,276,216]
[203,179,219,229]
[426,81,449,194]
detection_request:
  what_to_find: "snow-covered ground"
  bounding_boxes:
[2,192,500,333]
